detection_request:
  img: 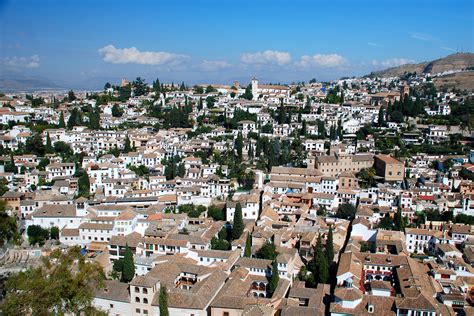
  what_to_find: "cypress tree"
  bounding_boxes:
[121,245,135,283]
[378,107,385,127]
[89,106,101,129]
[317,251,329,284]
[248,143,254,161]
[234,132,243,162]
[267,260,280,296]
[244,233,252,257]
[325,227,334,268]
[45,133,53,154]
[232,202,244,240]
[124,135,131,153]
[159,285,169,316]
[58,111,66,128]
[313,233,329,284]
[198,97,203,111]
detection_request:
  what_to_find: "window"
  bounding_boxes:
[143,298,148,304]
[143,288,148,294]
[135,287,140,293]
[135,297,140,303]
[109,304,114,308]
[143,310,148,315]
[223,313,230,316]
[136,309,141,314]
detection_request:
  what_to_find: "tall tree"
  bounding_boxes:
[244,233,252,257]
[67,108,83,129]
[232,202,244,240]
[45,132,53,154]
[121,245,135,283]
[67,90,76,102]
[314,234,329,283]
[124,135,132,153]
[267,260,280,296]
[325,227,334,268]
[112,104,123,117]
[0,200,19,246]
[159,285,169,316]
[89,106,101,130]
[378,106,385,127]
[133,77,148,96]
[58,111,66,128]
[234,132,244,162]
[394,207,406,231]
[248,142,254,161]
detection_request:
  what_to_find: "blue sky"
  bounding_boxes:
[0,0,472,88]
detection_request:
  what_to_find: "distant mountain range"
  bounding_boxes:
[0,74,63,92]
[366,52,474,78]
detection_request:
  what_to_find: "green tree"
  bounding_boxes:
[25,134,45,156]
[177,163,185,178]
[325,227,334,268]
[26,225,49,246]
[378,107,385,126]
[210,237,230,250]
[1,247,105,315]
[54,141,74,159]
[77,169,90,198]
[67,108,83,129]
[159,285,169,316]
[234,132,244,162]
[0,200,19,246]
[267,260,280,296]
[89,106,101,130]
[67,90,76,102]
[244,233,252,257]
[256,241,277,260]
[58,111,66,128]
[336,203,356,220]
[133,77,148,96]
[315,234,329,284]
[378,214,394,230]
[394,207,406,231]
[124,135,132,153]
[390,111,404,123]
[121,245,135,283]
[50,226,60,240]
[357,168,376,188]
[129,165,149,177]
[112,104,123,117]
[241,84,253,100]
[45,132,53,154]
[232,202,244,240]
[207,205,225,221]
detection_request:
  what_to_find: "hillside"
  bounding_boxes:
[366,52,474,78]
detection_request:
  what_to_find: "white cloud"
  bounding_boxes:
[198,60,232,71]
[241,50,291,66]
[410,32,438,43]
[368,42,383,48]
[441,46,456,52]
[372,58,415,68]
[98,45,188,66]
[296,54,347,68]
[1,55,40,68]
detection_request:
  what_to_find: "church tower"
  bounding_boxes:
[251,77,258,100]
